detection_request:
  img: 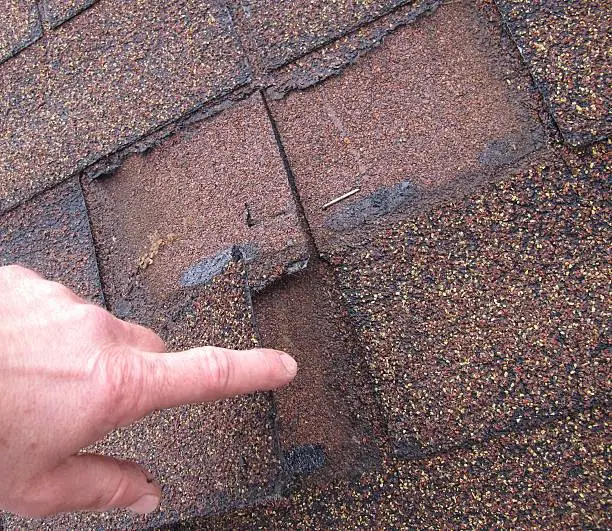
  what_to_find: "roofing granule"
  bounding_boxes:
[0,0,40,64]
[495,0,611,146]
[40,0,98,28]
[187,407,611,529]
[333,143,610,454]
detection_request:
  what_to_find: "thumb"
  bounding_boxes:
[23,454,161,517]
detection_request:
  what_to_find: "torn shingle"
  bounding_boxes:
[0,178,103,304]
[0,0,41,63]
[83,93,308,303]
[269,0,545,252]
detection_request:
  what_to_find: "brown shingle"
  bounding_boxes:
[0,1,41,64]
[269,0,545,252]
[0,177,103,304]
[334,144,610,455]
[0,0,249,213]
[496,0,611,146]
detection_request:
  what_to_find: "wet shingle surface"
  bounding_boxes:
[333,144,610,454]
[270,0,545,252]
[83,93,308,303]
[0,178,102,304]
[0,0,248,213]
[3,260,281,529]
[0,0,41,63]
[40,0,97,28]
[192,408,611,529]
[495,0,611,146]
[230,0,416,74]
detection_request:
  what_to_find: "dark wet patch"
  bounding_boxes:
[283,445,326,477]
[325,180,418,231]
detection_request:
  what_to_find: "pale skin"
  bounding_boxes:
[0,265,298,517]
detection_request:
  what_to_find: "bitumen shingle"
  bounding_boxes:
[230,0,417,74]
[0,177,103,304]
[83,92,308,306]
[0,0,41,63]
[0,0,248,213]
[188,407,611,529]
[333,143,610,455]
[40,0,97,28]
[0,0,609,527]
[270,0,545,252]
[3,259,281,529]
[495,0,611,146]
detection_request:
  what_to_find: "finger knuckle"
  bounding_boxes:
[95,350,146,428]
[202,347,233,393]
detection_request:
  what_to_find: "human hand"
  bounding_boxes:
[0,265,297,518]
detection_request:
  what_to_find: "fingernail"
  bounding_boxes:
[279,353,298,377]
[128,494,160,514]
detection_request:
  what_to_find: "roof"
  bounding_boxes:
[1,0,610,528]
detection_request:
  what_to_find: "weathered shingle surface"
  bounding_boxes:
[496,0,611,146]
[230,0,416,73]
[40,0,97,28]
[83,92,307,302]
[3,260,281,529]
[0,0,41,63]
[270,0,544,252]
[0,177,102,303]
[191,408,611,529]
[333,144,610,455]
[0,0,249,213]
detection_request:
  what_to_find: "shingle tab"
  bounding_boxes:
[0,0,249,213]
[269,0,545,252]
[83,93,308,299]
[495,0,611,146]
[0,178,103,304]
[334,145,610,454]
[0,0,41,63]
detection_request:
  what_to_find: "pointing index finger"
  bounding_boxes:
[134,346,297,417]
